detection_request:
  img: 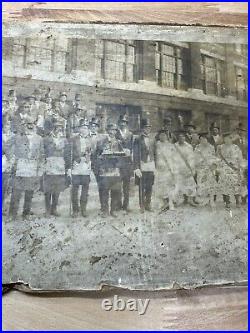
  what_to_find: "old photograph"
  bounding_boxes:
[2,32,248,290]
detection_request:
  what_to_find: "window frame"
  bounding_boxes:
[99,40,137,83]
[235,66,248,101]
[155,42,188,90]
[200,54,226,97]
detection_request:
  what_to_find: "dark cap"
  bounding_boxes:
[163,116,172,125]
[222,132,232,138]
[78,118,89,128]
[27,94,36,100]
[236,122,247,132]
[199,131,209,138]
[8,89,16,97]
[210,122,220,130]
[107,123,118,131]
[184,121,196,129]
[75,93,81,99]
[90,117,100,127]
[141,118,151,128]
[118,114,129,124]
[175,129,187,136]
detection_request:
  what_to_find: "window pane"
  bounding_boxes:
[163,72,175,88]
[163,55,175,72]
[162,44,174,56]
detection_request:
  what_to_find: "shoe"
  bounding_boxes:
[101,211,109,218]
[81,210,88,218]
[22,212,30,220]
[51,210,61,217]
[145,206,154,212]
[123,208,131,215]
[140,207,145,214]
[110,211,118,218]
[44,211,51,218]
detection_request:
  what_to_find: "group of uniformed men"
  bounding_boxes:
[2,88,248,220]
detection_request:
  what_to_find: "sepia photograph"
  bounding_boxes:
[2,1,248,330]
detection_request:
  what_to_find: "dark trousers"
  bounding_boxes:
[99,176,121,214]
[120,169,131,210]
[71,175,90,213]
[45,192,60,213]
[9,189,34,218]
[93,171,103,210]
[138,172,155,210]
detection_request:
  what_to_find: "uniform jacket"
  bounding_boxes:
[96,135,123,177]
[233,135,248,159]
[58,102,71,119]
[207,134,223,151]
[66,113,82,138]
[70,134,92,175]
[43,134,70,175]
[185,133,200,149]
[116,128,133,168]
[31,101,46,119]
[11,111,37,133]
[7,132,44,177]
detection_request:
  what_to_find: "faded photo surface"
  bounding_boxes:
[2,32,248,290]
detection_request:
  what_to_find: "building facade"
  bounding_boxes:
[2,37,248,132]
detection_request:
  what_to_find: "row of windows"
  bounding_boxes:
[4,38,248,102]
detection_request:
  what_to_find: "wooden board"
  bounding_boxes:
[2,2,248,330]
[3,2,248,26]
[3,287,247,330]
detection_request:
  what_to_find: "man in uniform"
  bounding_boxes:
[115,114,133,212]
[37,92,54,134]
[133,118,156,213]
[7,89,18,119]
[233,123,248,159]
[58,91,71,119]
[43,119,70,217]
[66,105,85,138]
[207,122,223,151]
[89,117,104,210]
[48,99,69,135]
[96,123,123,218]
[2,120,12,210]
[11,100,35,134]
[155,116,176,143]
[69,119,92,218]
[71,93,82,109]
[8,121,44,219]
[33,88,46,118]
[184,121,199,149]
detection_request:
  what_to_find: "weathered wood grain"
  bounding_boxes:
[3,287,248,330]
[3,2,248,26]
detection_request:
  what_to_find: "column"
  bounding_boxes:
[138,41,156,82]
[188,43,203,91]
[225,44,237,98]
